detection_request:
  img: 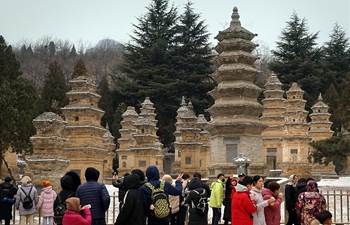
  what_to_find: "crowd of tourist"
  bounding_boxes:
[0,167,333,225]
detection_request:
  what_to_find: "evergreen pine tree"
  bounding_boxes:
[70,45,77,58]
[39,60,68,115]
[174,1,215,118]
[323,23,350,89]
[116,0,179,148]
[48,41,56,58]
[72,57,87,78]
[339,75,350,130]
[98,75,115,134]
[0,36,38,174]
[269,13,325,109]
[323,83,341,134]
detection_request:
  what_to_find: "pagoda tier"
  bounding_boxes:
[309,94,334,140]
[207,7,267,176]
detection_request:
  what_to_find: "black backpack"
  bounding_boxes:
[145,181,171,219]
[192,188,208,216]
[20,186,33,209]
[53,193,72,224]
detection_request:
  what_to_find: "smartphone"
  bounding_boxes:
[113,171,118,176]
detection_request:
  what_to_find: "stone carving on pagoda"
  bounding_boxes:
[206,7,267,177]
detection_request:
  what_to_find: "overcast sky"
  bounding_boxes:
[1,0,349,50]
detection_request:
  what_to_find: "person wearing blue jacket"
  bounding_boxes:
[140,165,182,225]
[76,167,110,225]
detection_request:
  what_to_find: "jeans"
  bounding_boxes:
[42,216,53,225]
[212,208,221,225]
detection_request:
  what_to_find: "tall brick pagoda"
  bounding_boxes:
[207,7,267,177]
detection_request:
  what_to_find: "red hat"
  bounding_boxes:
[42,180,52,187]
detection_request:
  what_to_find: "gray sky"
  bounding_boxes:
[1,0,349,50]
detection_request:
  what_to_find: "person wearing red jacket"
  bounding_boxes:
[262,181,283,225]
[62,197,91,225]
[231,176,257,225]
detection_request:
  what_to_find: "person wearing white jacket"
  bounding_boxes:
[250,175,275,225]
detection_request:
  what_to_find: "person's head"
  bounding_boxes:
[289,174,298,184]
[253,175,264,190]
[42,180,52,188]
[162,174,173,184]
[131,169,145,182]
[217,173,225,182]
[61,171,81,191]
[267,181,280,196]
[4,177,12,183]
[241,176,254,191]
[21,176,32,185]
[66,197,81,212]
[182,173,191,180]
[231,178,237,186]
[85,167,100,182]
[238,173,245,181]
[123,174,141,191]
[316,210,332,225]
[298,178,307,184]
[306,180,318,192]
[146,165,160,181]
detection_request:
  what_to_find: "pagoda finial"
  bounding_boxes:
[230,7,241,28]
[181,96,186,106]
[318,93,323,101]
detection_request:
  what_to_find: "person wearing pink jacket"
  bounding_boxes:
[62,197,92,225]
[36,180,57,225]
[262,181,283,225]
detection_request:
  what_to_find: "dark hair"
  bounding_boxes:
[316,210,332,223]
[252,175,263,185]
[4,177,12,183]
[193,173,201,179]
[131,169,145,182]
[241,176,254,186]
[182,173,190,180]
[267,181,280,192]
[298,178,307,183]
[217,173,225,179]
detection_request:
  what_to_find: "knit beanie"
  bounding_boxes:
[42,180,52,187]
[85,167,100,181]
[66,197,81,212]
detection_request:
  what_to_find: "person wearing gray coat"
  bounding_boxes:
[15,176,38,225]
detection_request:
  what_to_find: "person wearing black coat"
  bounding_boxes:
[53,171,81,225]
[185,177,208,225]
[193,172,211,197]
[114,174,146,225]
[112,173,129,211]
[0,177,18,225]
[223,176,237,225]
[285,174,299,225]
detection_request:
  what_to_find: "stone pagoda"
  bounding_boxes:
[309,94,335,174]
[280,83,312,177]
[309,94,334,141]
[260,73,286,173]
[60,75,115,181]
[117,97,163,175]
[28,112,69,189]
[207,7,267,177]
[28,73,116,187]
[173,97,210,177]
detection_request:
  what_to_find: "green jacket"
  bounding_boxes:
[209,179,224,208]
